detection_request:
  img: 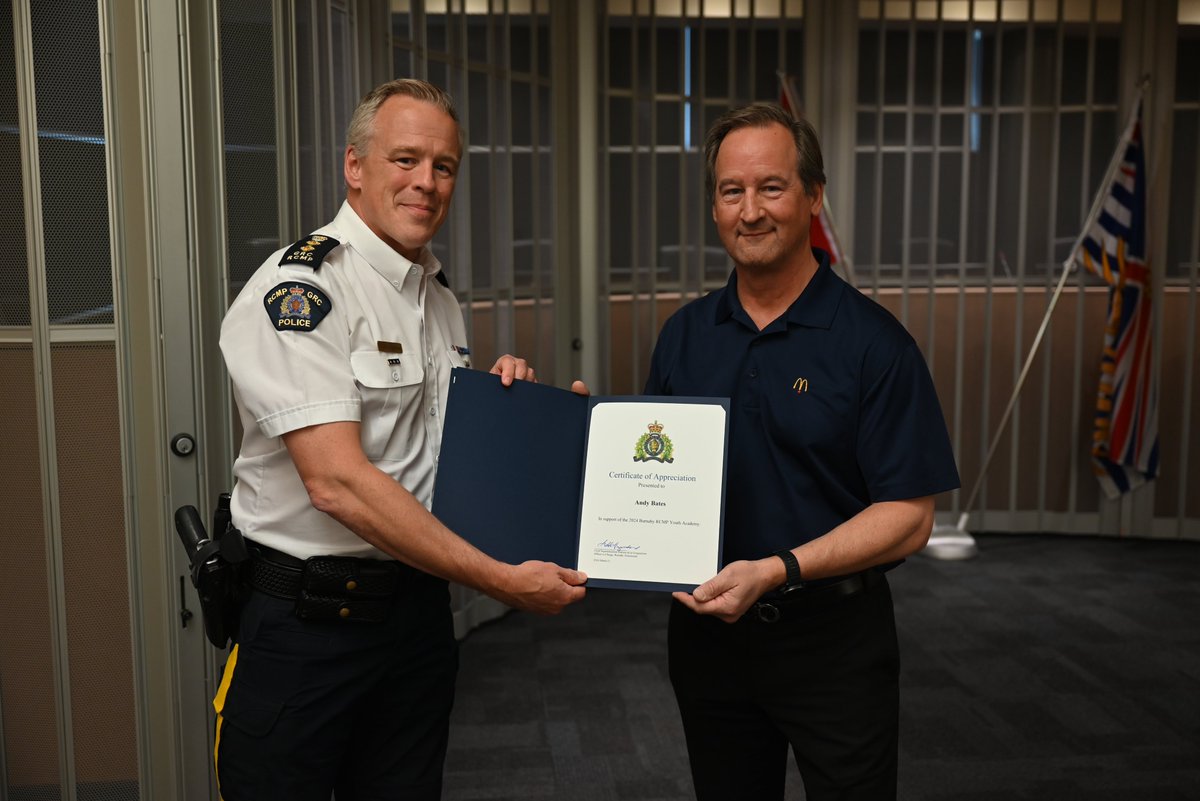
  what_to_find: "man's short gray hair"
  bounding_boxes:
[703,102,826,203]
[345,78,463,157]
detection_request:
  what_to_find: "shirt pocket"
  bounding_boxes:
[350,350,424,459]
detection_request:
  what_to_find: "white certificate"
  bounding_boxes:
[576,399,728,591]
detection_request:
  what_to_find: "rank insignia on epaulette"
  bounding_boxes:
[279,234,340,268]
[263,282,332,333]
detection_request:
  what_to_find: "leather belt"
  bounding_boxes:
[247,541,416,601]
[247,543,307,600]
[245,541,446,624]
[748,568,882,624]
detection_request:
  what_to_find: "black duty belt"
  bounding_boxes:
[247,540,431,624]
[748,568,883,624]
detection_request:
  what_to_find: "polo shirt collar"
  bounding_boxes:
[332,201,444,287]
[714,247,842,331]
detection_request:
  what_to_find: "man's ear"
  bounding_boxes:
[808,183,825,217]
[344,145,362,190]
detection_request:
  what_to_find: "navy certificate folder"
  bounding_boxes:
[432,368,728,591]
[432,368,587,570]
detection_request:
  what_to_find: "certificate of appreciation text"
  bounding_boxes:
[576,400,727,591]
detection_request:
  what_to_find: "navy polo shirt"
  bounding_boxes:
[644,248,960,566]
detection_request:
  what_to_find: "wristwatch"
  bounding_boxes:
[773,548,805,594]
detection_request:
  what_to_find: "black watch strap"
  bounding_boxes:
[773,548,803,593]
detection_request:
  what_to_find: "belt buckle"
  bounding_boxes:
[754,602,781,623]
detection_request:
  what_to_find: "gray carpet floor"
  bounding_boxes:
[443,533,1200,800]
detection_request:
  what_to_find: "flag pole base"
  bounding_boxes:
[922,522,979,560]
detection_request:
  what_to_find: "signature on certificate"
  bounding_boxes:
[596,539,642,553]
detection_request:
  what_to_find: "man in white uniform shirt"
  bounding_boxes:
[215,79,586,801]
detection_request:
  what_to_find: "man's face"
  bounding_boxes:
[711,122,822,272]
[345,95,461,261]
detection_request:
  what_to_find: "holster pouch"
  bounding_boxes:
[293,556,401,624]
[173,494,249,649]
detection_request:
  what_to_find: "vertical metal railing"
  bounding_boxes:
[12,1,75,796]
[528,0,547,375]
[978,11,1002,529]
[1008,13,1034,517]
[1067,2,1101,521]
[899,11,914,328]
[1037,4,1067,529]
[1174,15,1200,535]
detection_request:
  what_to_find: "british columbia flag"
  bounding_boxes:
[1072,98,1159,498]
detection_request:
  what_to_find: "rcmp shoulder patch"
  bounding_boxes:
[279,234,341,268]
[263,282,332,333]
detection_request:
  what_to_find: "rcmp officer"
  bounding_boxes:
[648,103,960,800]
[215,79,586,801]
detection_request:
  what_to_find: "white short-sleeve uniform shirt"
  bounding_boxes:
[220,201,470,560]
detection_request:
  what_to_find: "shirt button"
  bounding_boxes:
[749,368,758,378]
[410,266,420,275]
[392,280,400,288]
[392,371,400,380]
[430,408,437,416]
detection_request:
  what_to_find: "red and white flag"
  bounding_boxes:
[779,72,852,284]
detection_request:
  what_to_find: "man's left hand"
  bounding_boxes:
[672,558,780,623]
[490,354,536,386]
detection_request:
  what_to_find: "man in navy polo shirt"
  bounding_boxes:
[647,102,960,800]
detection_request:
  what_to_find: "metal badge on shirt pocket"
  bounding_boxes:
[448,345,471,368]
[350,349,422,389]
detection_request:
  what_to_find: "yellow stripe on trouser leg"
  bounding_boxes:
[212,644,240,801]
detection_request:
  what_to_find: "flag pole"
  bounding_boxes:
[924,78,1150,560]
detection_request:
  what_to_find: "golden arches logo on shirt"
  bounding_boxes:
[633,420,674,463]
[263,281,332,333]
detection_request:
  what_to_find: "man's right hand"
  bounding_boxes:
[672,557,782,623]
[494,561,587,615]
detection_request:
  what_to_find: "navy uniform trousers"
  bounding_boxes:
[213,578,457,801]
[669,572,900,801]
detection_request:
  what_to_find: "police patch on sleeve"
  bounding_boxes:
[279,234,340,267]
[263,282,332,333]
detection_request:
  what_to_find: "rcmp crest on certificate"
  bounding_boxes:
[634,420,674,463]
